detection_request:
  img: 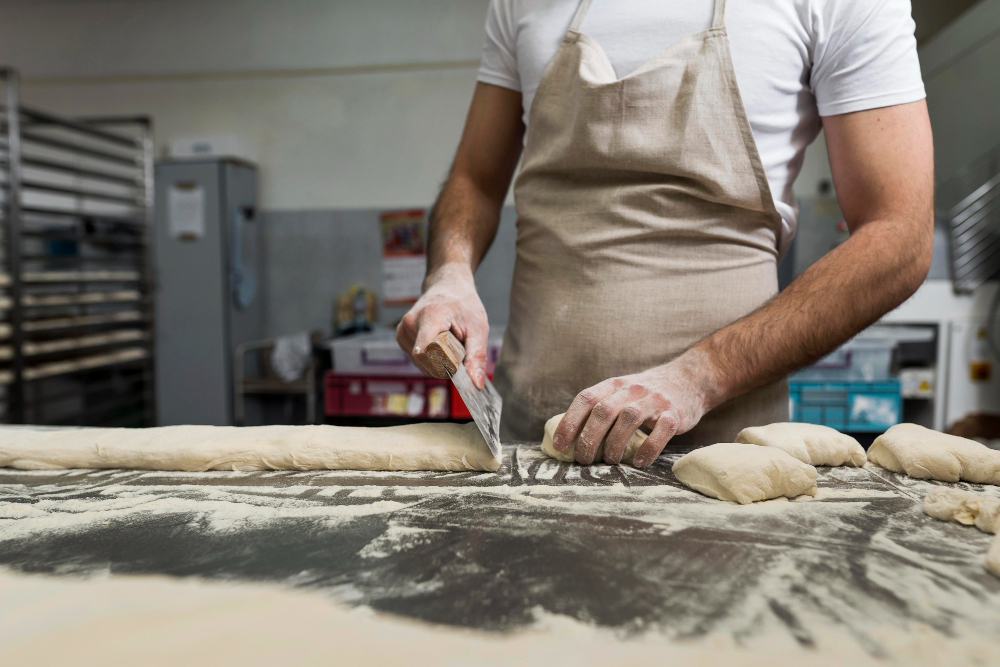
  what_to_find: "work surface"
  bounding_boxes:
[1,442,999,657]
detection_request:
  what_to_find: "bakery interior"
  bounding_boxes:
[0,1,998,664]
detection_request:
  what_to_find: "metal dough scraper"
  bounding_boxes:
[425,331,502,459]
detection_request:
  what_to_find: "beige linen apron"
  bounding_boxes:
[494,0,789,448]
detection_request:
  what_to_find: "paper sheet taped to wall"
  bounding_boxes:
[168,182,206,241]
[381,209,426,306]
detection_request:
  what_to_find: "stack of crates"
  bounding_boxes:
[789,380,901,432]
[789,336,902,432]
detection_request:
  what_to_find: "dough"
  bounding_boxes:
[923,486,1000,577]
[0,569,924,667]
[868,423,1000,485]
[540,413,647,465]
[736,422,866,467]
[671,442,818,504]
[0,422,500,472]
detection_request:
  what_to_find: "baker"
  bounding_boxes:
[397,0,933,466]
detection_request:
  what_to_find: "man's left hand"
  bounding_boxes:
[551,352,718,468]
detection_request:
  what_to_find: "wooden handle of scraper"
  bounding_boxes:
[424,331,465,377]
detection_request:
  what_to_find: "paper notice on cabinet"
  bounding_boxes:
[168,182,205,241]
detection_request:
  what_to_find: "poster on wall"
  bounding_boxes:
[380,209,427,306]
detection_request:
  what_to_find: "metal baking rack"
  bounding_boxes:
[938,140,1000,293]
[0,68,155,426]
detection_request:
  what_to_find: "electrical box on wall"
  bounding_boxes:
[170,135,258,165]
[947,318,1000,428]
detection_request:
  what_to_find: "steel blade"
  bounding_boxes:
[450,363,502,459]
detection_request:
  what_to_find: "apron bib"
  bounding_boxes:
[494,0,789,447]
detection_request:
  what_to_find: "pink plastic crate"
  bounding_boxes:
[324,373,450,419]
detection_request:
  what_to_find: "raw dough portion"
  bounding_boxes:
[0,568,942,667]
[540,413,647,465]
[736,422,866,467]
[0,422,500,472]
[672,442,818,504]
[868,423,1000,485]
[923,486,1000,577]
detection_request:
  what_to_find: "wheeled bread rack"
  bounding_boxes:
[0,68,155,426]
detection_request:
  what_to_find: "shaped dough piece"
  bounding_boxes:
[0,422,500,472]
[868,423,1000,485]
[672,442,818,505]
[736,422,866,467]
[923,486,1000,577]
[540,413,647,465]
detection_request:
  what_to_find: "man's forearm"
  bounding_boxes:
[425,173,503,284]
[688,216,933,410]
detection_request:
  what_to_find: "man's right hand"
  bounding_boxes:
[396,262,490,389]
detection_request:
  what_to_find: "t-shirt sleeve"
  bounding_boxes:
[478,0,522,92]
[810,0,925,117]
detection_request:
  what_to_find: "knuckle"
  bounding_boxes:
[627,383,649,398]
[591,402,614,422]
[650,396,672,412]
[659,415,678,432]
[578,389,602,406]
[620,405,643,424]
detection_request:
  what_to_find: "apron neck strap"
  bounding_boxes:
[712,0,727,28]
[568,0,594,33]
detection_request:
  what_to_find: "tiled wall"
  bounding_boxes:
[263,200,954,341]
[262,206,518,339]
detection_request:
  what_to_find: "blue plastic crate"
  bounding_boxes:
[789,379,901,432]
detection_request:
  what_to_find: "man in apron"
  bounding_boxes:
[397,0,933,466]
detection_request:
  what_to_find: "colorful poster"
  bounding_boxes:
[380,209,427,306]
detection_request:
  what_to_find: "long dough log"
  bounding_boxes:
[0,422,501,472]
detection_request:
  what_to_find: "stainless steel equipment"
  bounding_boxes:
[939,143,1000,294]
[425,331,502,458]
[0,68,156,426]
[154,158,263,425]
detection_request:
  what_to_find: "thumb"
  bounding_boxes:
[412,309,452,378]
[412,308,450,356]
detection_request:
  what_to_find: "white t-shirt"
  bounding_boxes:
[477,0,926,252]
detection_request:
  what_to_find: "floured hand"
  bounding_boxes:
[396,263,490,388]
[551,351,718,467]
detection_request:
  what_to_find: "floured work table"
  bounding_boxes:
[1,438,999,657]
